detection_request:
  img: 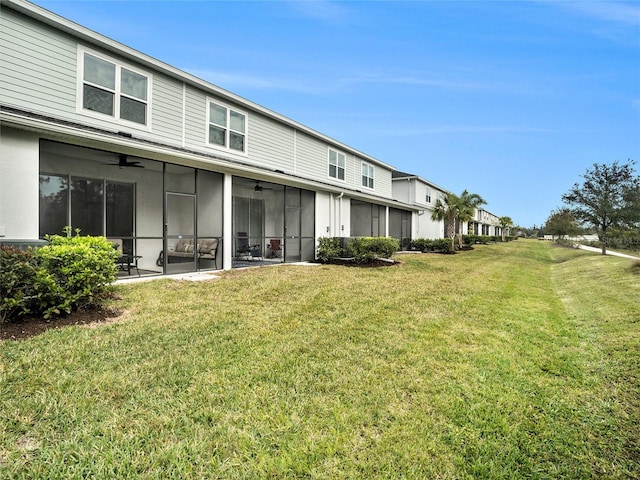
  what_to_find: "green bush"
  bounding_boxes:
[0,246,39,322]
[1,235,119,322]
[347,237,399,264]
[410,238,431,252]
[316,237,343,263]
[410,238,453,254]
[463,235,499,245]
[462,235,480,246]
[35,235,119,318]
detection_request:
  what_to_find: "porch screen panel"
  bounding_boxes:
[371,204,380,236]
[233,196,250,235]
[300,189,315,261]
[106,181,135,254]
[197,171,224,269]
[250,198,264,248]
[39,174,68,237]
[106,182,134,237]
[71,178,103,236]
[233,196,264,249]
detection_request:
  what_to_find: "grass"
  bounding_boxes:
[1,240,638,479]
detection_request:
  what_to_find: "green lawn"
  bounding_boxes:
[1,240,638,479]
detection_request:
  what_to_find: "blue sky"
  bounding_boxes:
[34,0,640,228]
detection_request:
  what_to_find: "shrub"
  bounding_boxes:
[316,237,342,263]
[347,237,399,264]
[411,238,453,254]
[35,235,119,318]
[0,246,39,322]
[410,238,431,252]
[462,235,480,246]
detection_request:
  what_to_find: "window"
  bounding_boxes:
[328,149,345,180]
[40,174,135,240]
[79,50,150,126]
[207,100,247,153]
[361,162,374,189]
[425,187,432,203]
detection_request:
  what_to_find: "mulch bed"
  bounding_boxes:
[1,305,122,341]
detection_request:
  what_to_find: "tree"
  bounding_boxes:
[543,208,581,241]
[431,192,460,253]
[562,160,640,255]
[455,190,486,248]
[498,216,514,241]
[431,190,487,251]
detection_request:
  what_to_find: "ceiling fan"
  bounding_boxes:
[254,180,273,191]
[103,154,144,168]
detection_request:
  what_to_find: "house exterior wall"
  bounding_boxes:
[1,8,77,120]
[0,127,40,239]
[1,0,512,270]
[391,176,446,240]
[1,4,397,201]
[392,178,411,204]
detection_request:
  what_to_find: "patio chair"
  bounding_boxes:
[236,232,252,260]
[108,237,140,276]
[268,238,282,258]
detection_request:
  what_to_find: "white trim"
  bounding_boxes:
[327,147,346,182]
[204,97,249,157]
[361,161,374,190]
[76,45,152,132]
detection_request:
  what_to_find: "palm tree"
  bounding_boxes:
[431,192,460,252]
[455,190,486,248]
[498,216,514,242]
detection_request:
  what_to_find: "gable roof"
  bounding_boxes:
[392,170,448,193]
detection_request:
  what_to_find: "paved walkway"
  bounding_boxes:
[115,261,321,284]
[577,244,640,260]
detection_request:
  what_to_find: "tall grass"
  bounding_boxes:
[1,240,638,478]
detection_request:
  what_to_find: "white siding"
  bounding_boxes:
[392,179,411,204]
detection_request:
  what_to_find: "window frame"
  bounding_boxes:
[425,187,432,204]
[77,47,152,130]
[361,162,374,189]
[328,148,346,181]
[39,173,136,241]
[206,98,249,156]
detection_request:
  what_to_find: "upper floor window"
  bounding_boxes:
[425,187,432,203]
[361,162,374,189]
[207,100,247,153]
[79,50,149,126]
[328,149,345,180]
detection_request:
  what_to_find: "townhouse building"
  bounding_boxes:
[0,0,503,277]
